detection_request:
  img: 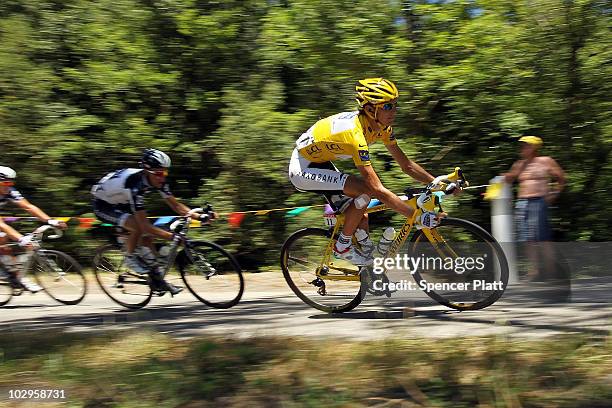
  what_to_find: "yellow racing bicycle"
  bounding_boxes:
[280,168,509,313]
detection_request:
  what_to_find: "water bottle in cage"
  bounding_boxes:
[354,228,374,255]
[136,246,157,267]
[158,245,171,258]
[376,227,396,257]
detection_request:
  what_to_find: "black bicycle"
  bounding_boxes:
[0,225,87,307]
[92,207,244,310]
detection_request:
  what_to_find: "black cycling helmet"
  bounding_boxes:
[141,148,171,169]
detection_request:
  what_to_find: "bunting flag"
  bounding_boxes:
[227,212,246,228]
[2,185,496,230]
[285,206,310,217]
[77,217,96,229]
[483,182,502,200]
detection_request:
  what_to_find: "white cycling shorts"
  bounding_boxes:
[288,148,349,192]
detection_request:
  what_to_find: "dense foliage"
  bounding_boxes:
[1,0,610,269]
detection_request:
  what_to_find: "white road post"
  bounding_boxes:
[490,176,519,284]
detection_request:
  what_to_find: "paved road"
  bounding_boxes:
[0,273,609,340]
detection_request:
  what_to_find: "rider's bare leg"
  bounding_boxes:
[341,176,371,236]
[121,216,143,254]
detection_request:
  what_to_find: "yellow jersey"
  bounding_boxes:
[296,111,396,166]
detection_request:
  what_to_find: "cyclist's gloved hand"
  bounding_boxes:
[47,219,68,230]
[430,176,463,195]
[417,211,439,229]
[199,213,211,223]
[429,174,450,190]
[18,234,38,250]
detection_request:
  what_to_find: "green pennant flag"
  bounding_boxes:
[286,207,310,217]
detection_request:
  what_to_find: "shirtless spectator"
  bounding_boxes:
[503,136,566,281]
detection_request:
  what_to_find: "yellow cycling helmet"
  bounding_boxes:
[518,136,543,146]
[356,77,399,107]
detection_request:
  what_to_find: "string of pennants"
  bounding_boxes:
[0,204,328,230]
[0,184,500,230]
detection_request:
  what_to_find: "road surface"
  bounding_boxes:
[0,273,609,340]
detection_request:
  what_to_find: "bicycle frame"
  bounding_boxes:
[0,225,63,278]
[314,190,461,282]
[150,211,210,277]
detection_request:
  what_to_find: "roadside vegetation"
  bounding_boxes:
[0,330,610,407]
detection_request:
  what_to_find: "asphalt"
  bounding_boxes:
[0,273,609,340]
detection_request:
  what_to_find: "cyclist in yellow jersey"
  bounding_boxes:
[289,78,449,265]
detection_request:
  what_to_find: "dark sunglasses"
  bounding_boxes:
[381,102,398,111]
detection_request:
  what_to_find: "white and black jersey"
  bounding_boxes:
[91,168,173,213]
[0,187,24,209]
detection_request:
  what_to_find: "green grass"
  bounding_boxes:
[0,330,610,407]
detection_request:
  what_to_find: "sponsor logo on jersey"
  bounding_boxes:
[325,143,342,152]
[358,150,370,162]
[306,145,322,155]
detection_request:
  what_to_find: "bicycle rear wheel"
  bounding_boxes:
[177,241,244,308]
[280,228,364,313]
[93,244,152,309]
[409,217,509,311]
[33,250,87,305]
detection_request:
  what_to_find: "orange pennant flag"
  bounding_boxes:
[78,217,96,229]
[228,212,246,228]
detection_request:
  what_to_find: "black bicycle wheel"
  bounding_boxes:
[280,228,365,313]
[33,250,87,305]
[93,244,152,309]
[409,217,509,311]
[0,266,13,307]
[176,241,244,308]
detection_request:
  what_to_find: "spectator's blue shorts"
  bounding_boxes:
[515,197,551,242]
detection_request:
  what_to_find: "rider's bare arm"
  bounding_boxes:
[386,144,435,184]
[13,199,67,229]
[357,165,415,218]
[0,217,24,241]
[164,196,197,219]
[133,210,174,240]
[165,196,215,222]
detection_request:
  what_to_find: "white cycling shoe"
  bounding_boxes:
[333,244,373,266]
[20,277,43,293]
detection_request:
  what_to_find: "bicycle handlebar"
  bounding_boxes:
[169,204,214,233]
[31,224,63,241]
[412,167,470,211]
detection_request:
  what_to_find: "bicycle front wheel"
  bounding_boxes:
[177,241,244,308]
[93,244,152,309]
[280,228,364,313]
[409,217,509,311]
[33,250,87,305]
